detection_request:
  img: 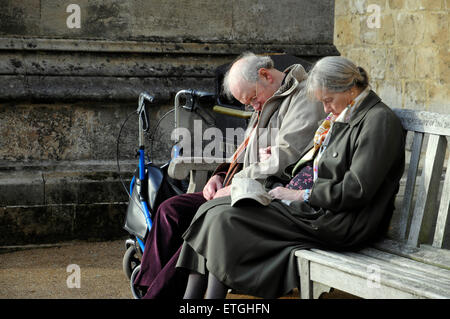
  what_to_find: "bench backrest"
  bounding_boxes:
[391,109,450,248]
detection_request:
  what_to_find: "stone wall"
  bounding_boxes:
[0,0,337,245]
[334,0,449,113]
[335,1,449,247]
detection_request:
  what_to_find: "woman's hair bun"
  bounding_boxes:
[356,66,369,88]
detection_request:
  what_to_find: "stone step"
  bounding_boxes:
[0,160,141,245]
[0,160,138,207]
[0,202,129,246]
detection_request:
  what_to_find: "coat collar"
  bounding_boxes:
[284,90,383,176]
[276,64,307,96]
[346,89,381,127]
[257,64,307,127]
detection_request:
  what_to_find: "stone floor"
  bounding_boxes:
[0,239,357,299]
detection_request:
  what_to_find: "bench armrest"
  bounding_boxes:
[168,157,227,180]
[168,157,229,193]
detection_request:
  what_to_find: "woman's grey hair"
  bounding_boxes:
[223,52,274,99]
[306,56,369,99]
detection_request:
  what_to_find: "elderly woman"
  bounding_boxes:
[175,56,406,299]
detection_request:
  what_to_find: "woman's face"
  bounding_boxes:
[314,89,353,116]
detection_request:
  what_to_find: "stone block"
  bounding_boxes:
[363,47,387,80]
[0,203,128,245]
[0,205,75,245]
[43,171,129,206]
[232,0,334,44]
[438,47,450,84]
[0,1,40,36]
[404,80,427,109]
[415,47,439,79]
[343,48,366,67]
[394,47,416,79]
[0,171,45,206]
[131,0,232,41]
[406,0,442,10]
[350,0,368,14]
[335,15,360,46]
[73,203,128,241]
[359,15,378,44]
[427,82,450,113]
[384,48,396,79]
[389,0,405,9]
[423,12,449,46]
[347,0,387,14]
[395,12,425,45]
[335,0,351,16]
[377,80,403,109]
[377,14,395,44]
[40,0,133,39]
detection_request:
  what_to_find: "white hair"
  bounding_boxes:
[306,56,369,99]
[223,52,274,99]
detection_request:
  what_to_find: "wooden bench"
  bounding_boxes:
[296,109,450,299]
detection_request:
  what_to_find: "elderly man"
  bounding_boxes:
[133,52,326,298]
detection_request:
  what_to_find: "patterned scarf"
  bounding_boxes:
[291,112,336,177]
[291,98,359,178]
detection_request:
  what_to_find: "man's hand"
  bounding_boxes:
[259,146,272,162]
[213,185,231,199]
[268,186,304,201]
[202,174,224,200]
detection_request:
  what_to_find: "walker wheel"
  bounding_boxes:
[123,245,141,280]
[130,265,146,299]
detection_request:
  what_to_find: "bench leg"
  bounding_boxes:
[297,253,332,299]
[298,257,313,299]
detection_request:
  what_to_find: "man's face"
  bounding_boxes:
[230,78,276,112]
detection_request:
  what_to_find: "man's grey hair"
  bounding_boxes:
[306,56,369,99]
[223,52,274,99]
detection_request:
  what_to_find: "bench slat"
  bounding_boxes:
[359,247,450,279]
[407,134,447,247]
[393,109,450,136]
[419,244,450,259]
[398,131,424,240]
[309,261,418,299]
[433,153,450,248]
[310,249,450,291]
[296,249,449,298]
[373,239,450,270]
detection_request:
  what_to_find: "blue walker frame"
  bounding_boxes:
[130,92,182,254]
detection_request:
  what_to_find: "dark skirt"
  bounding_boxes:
[176,196,330,299]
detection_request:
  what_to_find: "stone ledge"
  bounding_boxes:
[0,37,340,56]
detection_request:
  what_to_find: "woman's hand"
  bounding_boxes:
[213,185,231,199]
[268,186,304,201]
[203,174,224,200]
